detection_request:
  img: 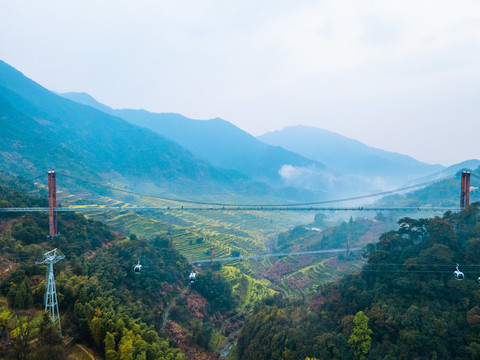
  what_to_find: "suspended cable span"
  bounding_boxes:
[5,254,477,269]
[192,247,362,263]
[63,175,232,206]
[366,263,480,268]
[363,269,480,274]
[62,173,456,207]
[0,206,460,213]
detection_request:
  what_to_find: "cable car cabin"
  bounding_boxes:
[134,260,143,274]
[453,264,464,280]
[189,271,196,283]
[453,270,464,280]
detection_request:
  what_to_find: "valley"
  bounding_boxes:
[0,59,479,359]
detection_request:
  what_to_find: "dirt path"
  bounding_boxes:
[77,344,95,360]
[161,285,189,331]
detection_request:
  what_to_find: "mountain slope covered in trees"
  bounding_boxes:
[237,204,480,359]
[0,172,239,359]
[0,60,271,198]
[60,92,327,188]
[378,167,480,208]
[0,173,188,358]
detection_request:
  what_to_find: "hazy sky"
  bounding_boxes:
[1,0,479,166]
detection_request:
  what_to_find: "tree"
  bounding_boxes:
[10,314,35,360]
[119,332,134,360]
[105,332,118,360]
[33,313,65,360]
[38,312,62,346]
[348,311,372,360]
[90,313,105,350]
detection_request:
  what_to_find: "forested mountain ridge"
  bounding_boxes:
[0,173,239,359]
[60,92,327,187]
[0,60,272,198]
[0,174,189,358]
[237,204,480,359]
[378,167,480,208]
[409,159,480,184]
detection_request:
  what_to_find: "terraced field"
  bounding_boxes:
[221,266,277,310]
[276,257,364,294]
[57,187,373,303]
[58,191,313,262]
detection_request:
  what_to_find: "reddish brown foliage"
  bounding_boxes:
[187,291,208,319]
[166,322,217,360]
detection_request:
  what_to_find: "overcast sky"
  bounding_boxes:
[1,0,479,166]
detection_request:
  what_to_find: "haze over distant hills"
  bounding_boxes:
[0,60,272,198]
[62,92,445,197]
[408,159,480,184]
[5,57,475,205]
[61,92,327,187]
[259,125,444,188]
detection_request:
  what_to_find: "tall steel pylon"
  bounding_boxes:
[36,248,65,333]
[48,171,58,236]
[460,171,471,209]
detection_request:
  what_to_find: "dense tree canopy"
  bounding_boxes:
[238,204,480,360]
[0,175,189,359]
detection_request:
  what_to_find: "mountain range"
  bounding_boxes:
[61,92,449,197]
[3,59,476,205]
[0,60,269,198]
[258,125,444,187]
[61,92,326,187]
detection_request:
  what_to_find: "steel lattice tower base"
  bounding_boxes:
[37,248,64,333]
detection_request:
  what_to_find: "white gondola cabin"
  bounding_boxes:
[453,264,464,280]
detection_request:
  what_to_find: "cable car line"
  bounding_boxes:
[3,171,477,305]
[2,172,476,213]
[367,263,480,268]
[192,247,362,263]
[0,206,460,213]
[61,173,456,207]
[362,269,478,274]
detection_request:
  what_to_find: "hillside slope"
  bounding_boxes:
[408,159,480,184]
[378,167,480,208]
[259,125,443,188]
[238,204,480,360]
[61,92,329,188]
[0,174,189,359]
[0,60,269,198]
[0,172,254,359]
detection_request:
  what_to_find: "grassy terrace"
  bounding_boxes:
[222,266,277,310]
[58,191,313,262]
[57,190,367,303]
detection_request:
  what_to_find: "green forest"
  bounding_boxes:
[2,170,480,359]
[237,203,480,359]
[0,175,207,359]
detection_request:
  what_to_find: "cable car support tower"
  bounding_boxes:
[36,248,65,333]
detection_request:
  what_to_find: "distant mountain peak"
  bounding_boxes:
[258,125,444,186]
[61,91,113,114]
[0,60,275,198]
[60,92,327,188]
